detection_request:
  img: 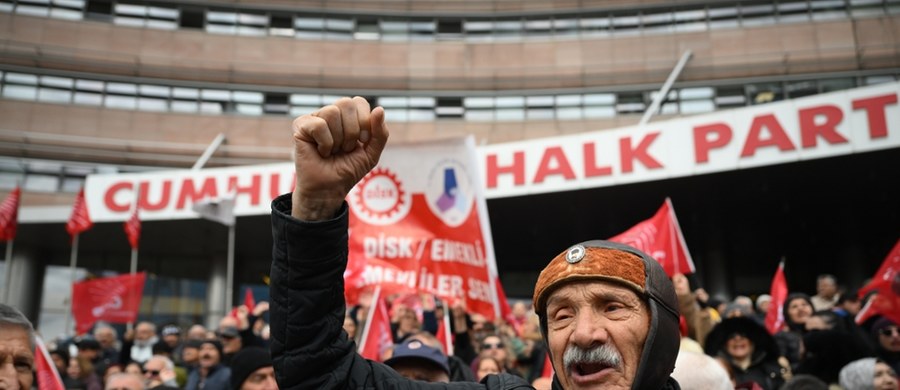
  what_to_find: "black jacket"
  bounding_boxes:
[269,194,680,390]
[269,195,531,389]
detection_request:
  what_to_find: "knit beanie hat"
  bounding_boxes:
[199,339,224,360]
[229,347,273,390]
[839,357,877,390]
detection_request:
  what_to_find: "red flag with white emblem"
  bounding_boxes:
[608,198,695,277]
[0,187,20,241]
[71,273,146,334]
[66,189,93,238]
[765,261,788,334]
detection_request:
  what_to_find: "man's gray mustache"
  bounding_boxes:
[563,343,622,372]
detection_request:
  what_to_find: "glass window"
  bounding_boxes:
[584,106,616,118]
[6,72,38,84]
[680,87,714,99]
[583,93,615,105]
[17,5,50,17]
[407,97,435,108]
[385,109,409,122]
[236,103,263,115]
[171,100,199,112]
[115,3,145,16]
[37,88,71,103]
[61,177,85,193]
[526,108,554,119]
[105,95,136,109]
[495,96,525,108]
[864,75,895,85]
[75,79,103,91]
[49,8,81,20]
[24,174,59,192]
[173,87,199,99]
[232,91,263,103]
[526,95,554,107]
[747,83,783,104]
[139,85,170,97]
[556,107,582,120]
[407,109,435,121]
[463,97,494,108]
[137,97,167,111]
[495,108,525,121]
[464,109,493,121]
[201,89,230,101]
[106,82,136,94]
[3,85,37,100]
[199,102,222,113]
[556,95,582,106]
[290,94,321,105]
[680,100,715,114]
[40,75,73,88]
[378,96,408,107]
[820,78,856,92]
[73,92,102,105]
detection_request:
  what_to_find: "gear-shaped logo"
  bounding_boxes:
[349,167,412,225]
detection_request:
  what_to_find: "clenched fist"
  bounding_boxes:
[291,97,389,221]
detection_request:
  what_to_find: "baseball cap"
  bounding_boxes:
[383,340,449,376]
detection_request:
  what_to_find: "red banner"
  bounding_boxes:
[35,337,65,390]
[857,239,900,325]
[72,273,146,334]
[344,138,502,321]
[0,187,20,241]
[608,198,695,277]
[66,189,93,238]
[358,287,393,361]
[765,262,788,334]
[123,208,140,249]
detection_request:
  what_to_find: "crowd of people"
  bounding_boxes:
[1,100,897,390]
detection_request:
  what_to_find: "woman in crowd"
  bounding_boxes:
[470,356,504,382]
[65,356,102,390]
[795,310,873,385]
[705,317,788,390]
[872,317,900,374]
[775,293,815,370]
[840,357,900,390]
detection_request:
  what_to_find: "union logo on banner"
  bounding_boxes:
[344,137,506,321]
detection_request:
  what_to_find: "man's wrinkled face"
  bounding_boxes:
[545,281,649,390]
[240,366,278,390]
[198,344,220,368]
[0,326,34,390]
[143,357,166,385]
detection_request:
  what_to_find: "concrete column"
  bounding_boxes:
[205,256,227,329]
[3,247,43,322]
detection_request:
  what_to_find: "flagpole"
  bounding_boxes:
[358,286,381,353]
[441,300,454,356]
[65,234,79,337]
[225,224,235,311]
[1,238,12,304]
[127,184,139,333]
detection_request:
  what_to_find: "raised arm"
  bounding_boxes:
[269,97,388,389]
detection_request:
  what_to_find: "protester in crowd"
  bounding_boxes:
[102,364,123,384]
[811,274,840,311]
[795,310,872,385]
[121,322,157,366]
[840,357,900,390]
[142,355,179,390]
[872,317,900,374]
[229,347,278,390]
[755,294,771,318]
[185,339,230,390]
[671,350,732,390]
[218,316,243,365]
[383,339,452,383]
[477,334,521,378]
[268,98,682,388]
[104,372,145,390]
[66,355,103,390]
[180,339,202,369]
[159,325,182,364]
[673,273,716,347]
[775,293,815,370]
[342,311,358,341]
[50,347,71,379]
[186,325,208,341]
[835,290,863,317]
[779,374,828,390]
[0,304,35,389]
[76,336,108,381]
[124,362,143,376]
[93,325,121,370]
[405,331,476,382]
[471,356,504,382]
[705,316,788,390]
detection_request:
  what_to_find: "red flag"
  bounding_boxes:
[358,287,393,361]
[492,275,516,326]
[857,239,900,325]
[436,305,454,356]
[35,336,65,390]
[123,207,141,250]
[609,198,695,277]
[71,272,146,334]
[765,261,788,334]
[0,187,20,241]
[66,189,93,238]
[541,351,554,378]
[244,288,256,313]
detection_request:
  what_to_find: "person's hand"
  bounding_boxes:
[159,367,176,384]
[252,301,269,317]
[694,288,709,303]
[235,306,250,330]
[672,273,691,297]
[123,328,135,342]
[291,97,389,221]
